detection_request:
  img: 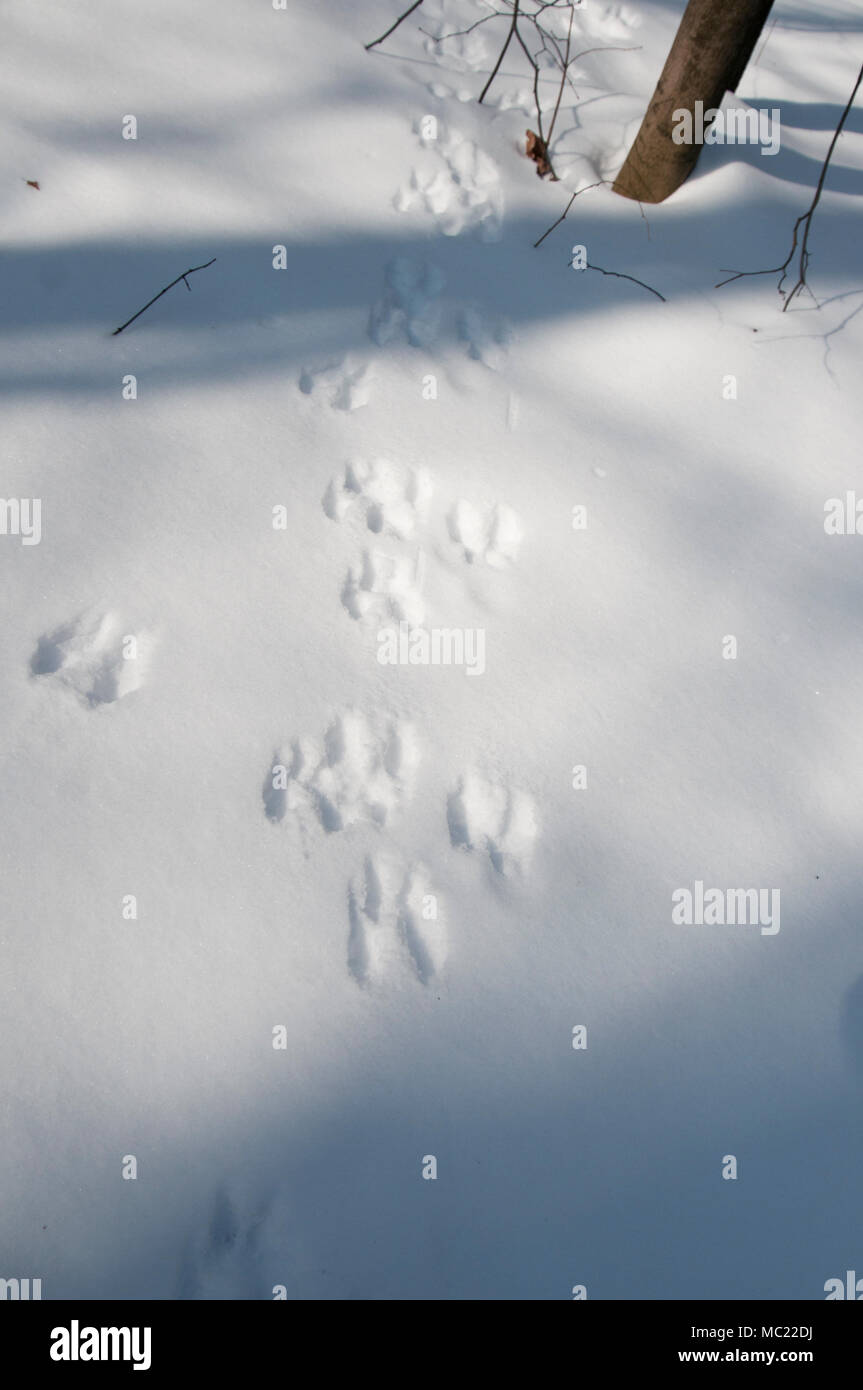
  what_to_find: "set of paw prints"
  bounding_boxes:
[295,110,510,406]
[295,92,516,410]
[262,710,538,988]
[308,463,528,993]
[298,254,512,414]
[295,104,535,989]
[414,4,643,188]
[289,118,534,988]
[29,612,153,707]
[322,454,523,629]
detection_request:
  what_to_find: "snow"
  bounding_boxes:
[1,0,862,1299]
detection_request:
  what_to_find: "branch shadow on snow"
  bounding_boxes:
[0,191,861,400]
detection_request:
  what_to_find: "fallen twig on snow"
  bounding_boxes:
[585,260,665,301]
[111,258,217,336]
[534,180,665,297]
[533,179,609,245]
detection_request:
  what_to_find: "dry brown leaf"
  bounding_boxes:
[525,130,554,179]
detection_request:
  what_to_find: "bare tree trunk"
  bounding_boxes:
[613,0,775,204]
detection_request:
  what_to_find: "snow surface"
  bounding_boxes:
[1,0,863,1299]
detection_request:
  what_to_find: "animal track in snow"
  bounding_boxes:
[30,612,151,706]
[323,457,432,540]
[447,499,523,567]
[299,357,373,411]
[395,126,503,242]
[348,853,446,986]
[323,459,430,625]
[324,463,521,630]
[178,1182,285,1300]
[369,257,446,350]
[583,1,642,39]
[458,305,511,371]
[423,25,491,75]
[447,769,538,876]
[367,259,511,366]
[265,709,420,834]
[341,548,425,626]
[427,81,477,104]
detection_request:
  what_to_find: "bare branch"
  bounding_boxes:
[479,0,521,104]
[111,258,217,336]
[533,180,609,246]
[535,174,665,297]
[783,58,863,309]
[716,58,863,310]
[514,23,544,135]
[546,3,575,145]
[365,0,425,52]
[366,0,652,304]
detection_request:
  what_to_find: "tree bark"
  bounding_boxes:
[613,0,775,204]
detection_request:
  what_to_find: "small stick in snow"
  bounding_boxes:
[586,260,666,302]
[533,180,609,246]
[111,258,217,336]
[534,169,664,299]
[365,0,425,51]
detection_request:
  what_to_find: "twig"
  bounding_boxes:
[536,177,664,297]
[479,0,521,103]
[515,24,544,134]
[713,226,808,298]
[514,25,559,177]
[716,58,863,310]
[365,0,425,51]
[783,59,863,308]
[546,4,575,146]
[586,261,666,301]
[111,258,217,336]
[533,179,608,245]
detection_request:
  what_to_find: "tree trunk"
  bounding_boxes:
[613,0,775,204]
